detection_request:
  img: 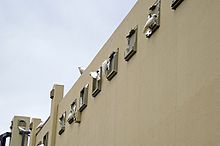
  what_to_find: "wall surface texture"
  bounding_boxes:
[28,0,220,146]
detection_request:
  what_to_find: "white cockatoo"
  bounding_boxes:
[18,126,26,132]
[18,126,30,134]
[68,100,77,121]
[107,52,116,69]
[90,71,98,79]
[102,59,111,72]
[78,67,85,75]
[37,141,45,146]
[67,112,74,121]
[90,69,101,80]
[36,122,43,129]
[102,60,108,72]
[59,116,65,128]
[58,119,62,125]
[143,14,158,33]
[85,84,89,88]
[107,60,110,70]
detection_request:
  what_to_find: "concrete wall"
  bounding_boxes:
[34,85,64,146]
[29,118,41,146]
[35,117,51,146]
[10,116,30,146]
[29,0,220,145]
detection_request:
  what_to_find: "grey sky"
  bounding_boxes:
[0,0,137,134]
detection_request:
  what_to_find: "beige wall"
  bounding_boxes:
[34,85,64,146]
[35,117,51,146]
[10,116,30,146]
[28,0,220,145]
[29,118,41,146]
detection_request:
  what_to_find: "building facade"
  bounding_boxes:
[4,0,220,145]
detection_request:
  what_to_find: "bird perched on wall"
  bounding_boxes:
[36,122,43,130]
[143,14,158,33]
[18,126,30,134]
[102,52,116,73]
[102,59,109,73]
[90,70,101,80]
[59,117,65,129]
[58,119,62,125]
[37,142,45,146]
[18,126,31,137]
[67,111,74,121]
[18,126,26,132]
[85,84,89,88]
[78,67,85,75]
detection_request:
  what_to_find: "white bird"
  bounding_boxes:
[90,71,99,80]
[67,112,74,121]
[18,126,30,134]
[102,60,108,72]
[85,84,89,88]
[143,14,157,33]
[78,67,85,75]
[18,126,26,132]
[59,119,63,125]
[107,60,111,70]
[36,122,43,130]
[38,142,45,146]
[59,119,65,129]
[90,70,101,80]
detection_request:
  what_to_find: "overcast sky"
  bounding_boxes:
[0,0,137,134]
